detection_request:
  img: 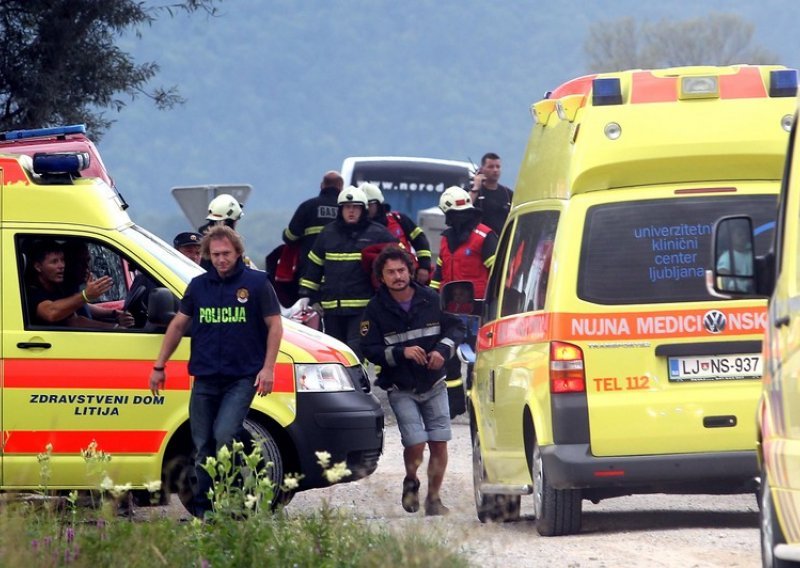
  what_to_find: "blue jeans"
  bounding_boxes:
[189,375,257,517]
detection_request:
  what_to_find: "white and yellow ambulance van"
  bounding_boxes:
[710,97,800,566]
[467,65,797,535]
[0,152,384,512]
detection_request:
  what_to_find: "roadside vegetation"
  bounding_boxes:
[0,442,468,567]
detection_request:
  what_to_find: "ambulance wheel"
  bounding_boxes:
[760,469,794,568]
[241,419,292,509]
[531,438,582,536]
[473,433,520,522]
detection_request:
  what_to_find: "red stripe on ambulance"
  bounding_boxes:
[2,430,166,454]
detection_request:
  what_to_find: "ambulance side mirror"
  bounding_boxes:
[707,216,759,297]
[147,288,179,328]
[441,280,480,316]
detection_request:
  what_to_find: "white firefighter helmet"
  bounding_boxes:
[337,185,368,207]
[359,182,384,204]
[439,186,473,213]
[206,193,244,221]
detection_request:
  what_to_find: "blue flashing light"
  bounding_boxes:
[769,69,798,97]
[592,78,623,106]
[0,124,86,142]
[32,152,91,176]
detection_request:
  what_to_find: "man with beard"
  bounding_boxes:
[297,185,396,357]
[430,186,498,300]
[468,152,513,237]
[360,245,465,516]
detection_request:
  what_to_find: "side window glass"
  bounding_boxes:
[19,234,163,331]
[500,210,559,317]
[483,220,514,322]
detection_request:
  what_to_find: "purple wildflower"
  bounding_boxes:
[30,539,39,552]
[65,526,75,543]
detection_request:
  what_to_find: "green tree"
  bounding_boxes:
[584,12,777,73]
[0,0,221,139]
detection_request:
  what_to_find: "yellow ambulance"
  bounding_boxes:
[0,151,384,511]
[467,65,797,535]
[710,99,800,565]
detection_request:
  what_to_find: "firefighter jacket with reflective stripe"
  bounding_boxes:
[432,222,497,299]
[298,216,397,315]
[373,210,432,272]
[180,258,282,377]
[360,282,466,393]
[282,186,340,274]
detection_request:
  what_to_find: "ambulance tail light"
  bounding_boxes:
[32,152,90,176]
[769,69,798,97]
[592,78,623,106]
[550,341,585,394]
[295,363,355,392]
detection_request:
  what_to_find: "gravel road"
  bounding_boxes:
[287,417,761,568]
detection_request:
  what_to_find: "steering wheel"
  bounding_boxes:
[123,284,148,327]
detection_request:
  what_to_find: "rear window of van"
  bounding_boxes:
[577,195,777,304]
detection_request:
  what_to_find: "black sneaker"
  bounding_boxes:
[401,477,420,513]
[424,497,450,517]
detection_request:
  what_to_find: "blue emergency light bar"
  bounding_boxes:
[0,124,86,142]
[592,78,623,106]
[770,69,798,97]
[32,152,90,176]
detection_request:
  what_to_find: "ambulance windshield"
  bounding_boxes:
[124,225,204,284]
[578,195,777,304]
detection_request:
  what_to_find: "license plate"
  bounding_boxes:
[668,353,762,381]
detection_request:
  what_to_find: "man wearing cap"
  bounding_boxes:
[174,231,203,264]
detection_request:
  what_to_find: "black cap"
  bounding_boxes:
[173,231,202,248]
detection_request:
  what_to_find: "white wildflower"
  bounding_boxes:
[323,461,352,484]
[110,482,132,498]
[100,475,114,491]
[315,451,331,469]
[282,475,300,491]
[144,480,162,493]
[244,494,258,510]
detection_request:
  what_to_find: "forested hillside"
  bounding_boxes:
[97,0,800,260]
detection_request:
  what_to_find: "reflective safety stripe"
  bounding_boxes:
[299,278,320,291]
[416,249,432,259]
[326,252,362,261]
[439,337,456,358]
[321,299,371,309]
[409,227,423,240]
[308,252,324,266]
[284,228,299,241]
[304,225,324,236]
[445,377,463,388]
[384,325,442,345]
[430,280,441,290]
[385,346,397,366]
[4,430,167,454]
[484,253,496,268]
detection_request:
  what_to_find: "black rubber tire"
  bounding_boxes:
[531,438,582,536]
[174,418,290,517]
[472,433,521,523]
[760,469,796,568]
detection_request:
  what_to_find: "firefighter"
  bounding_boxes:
[430,186,498,300]
[297,186,397,357]
[275,171,344,303]
[198,193,257,269]
[359,182,432,285]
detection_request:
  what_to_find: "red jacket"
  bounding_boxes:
[437,223,493,299]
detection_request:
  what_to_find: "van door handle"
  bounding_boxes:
[775,314,791,328]
[17,342,52,349]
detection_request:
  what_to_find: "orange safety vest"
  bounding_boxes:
[439,223,491,299]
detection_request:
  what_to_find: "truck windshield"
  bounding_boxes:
[124,225,204,285]
[578,195,777,304]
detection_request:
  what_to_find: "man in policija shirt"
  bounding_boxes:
[149,225,283,519]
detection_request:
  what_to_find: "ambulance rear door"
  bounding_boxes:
[574,189,776,458]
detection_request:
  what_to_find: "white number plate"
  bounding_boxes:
[668,353,762,381]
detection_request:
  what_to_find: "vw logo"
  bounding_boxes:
[703,310,727,334]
